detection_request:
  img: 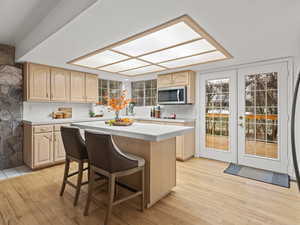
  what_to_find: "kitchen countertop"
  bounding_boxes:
[72,121,194,142]
[23,116,195,125]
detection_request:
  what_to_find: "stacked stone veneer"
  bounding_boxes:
[0,65,23,169]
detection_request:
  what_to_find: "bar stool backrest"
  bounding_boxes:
[61,126,88,160]
[85,130,138,173]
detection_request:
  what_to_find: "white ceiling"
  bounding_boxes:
[0,0,61,45]
[14,0,300,80]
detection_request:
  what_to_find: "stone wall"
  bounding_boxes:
[0,45,15,65]
[0,65,23,169]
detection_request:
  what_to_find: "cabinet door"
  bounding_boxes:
[51,68,70,102]
[172,72,190,86]
[33,133,53,167]
[54,132,66,162]
[85,73,99,103]
[157,74,173,88]
[29,64,50,101]
[70,71,86,102]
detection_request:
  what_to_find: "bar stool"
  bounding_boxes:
[84,130,145,225]
[60,126,90,206]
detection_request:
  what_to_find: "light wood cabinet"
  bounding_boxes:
[157,74,173,87]
[135,120,195,161]
[70,71,86,102]
[24,123,69,169]
[50,68,70,102]
[33,133,53,167]
[85,73,99,103]
[25,63,50,101]
[157,70,196,104]
[53,132,66,162]
[24,62,99,103]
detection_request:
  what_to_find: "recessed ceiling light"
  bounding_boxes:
[72,50,129,68]
[68,15,232,76]
[159,51,226,68]
[112,22,201,56]
[99,59,150,72]
[120,65,165,76]
[139,39,216,63]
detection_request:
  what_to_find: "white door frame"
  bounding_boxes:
[237,62,289,173]
[198,70,237,163]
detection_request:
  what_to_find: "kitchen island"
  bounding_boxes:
[72,121,194,207]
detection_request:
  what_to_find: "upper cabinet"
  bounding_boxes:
[24,63,99,103]
[51,68,70,102]
[25,63,51,101]
[85,73,99,103]
[70,71,86,102]
[157,70,196,104]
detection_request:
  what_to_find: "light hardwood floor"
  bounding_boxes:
[0,158,299,225]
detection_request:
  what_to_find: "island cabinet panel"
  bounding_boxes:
[70,71,86,102]
[85,73,99,103]
[50,68,70,102]
[135,120,195,161]
[26,63,51,101]
[112,136,176,208]
[24,123,68,169]
[157,70,196,104]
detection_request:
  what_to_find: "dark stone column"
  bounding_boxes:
[0,64,23,169]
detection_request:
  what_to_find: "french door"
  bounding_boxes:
[199,70,237,162]
[199,62,289,173]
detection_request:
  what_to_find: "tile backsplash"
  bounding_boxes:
[134,105,196,119]
[23,102,93,120]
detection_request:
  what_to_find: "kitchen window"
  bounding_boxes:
[98,79,122,105]
[132,79,157,106]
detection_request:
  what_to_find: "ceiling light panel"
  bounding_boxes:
[139,39,216,63]
[73,50,129,68]
[120,65,165,76]
[112,22,201,56]
[159,51,226,68]
[99,59,150,72]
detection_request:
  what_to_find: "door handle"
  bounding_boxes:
[177,89,180,102]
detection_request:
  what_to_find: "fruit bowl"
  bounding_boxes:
[105,118,133,126]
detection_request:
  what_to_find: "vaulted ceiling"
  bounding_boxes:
[5,0,300,80]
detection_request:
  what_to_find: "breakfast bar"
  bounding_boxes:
[72,121,194,207]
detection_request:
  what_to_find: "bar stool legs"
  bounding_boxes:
[74,161,84,206]
[105,175,116,225]
[60,158,70,196]
[84,169,96,216]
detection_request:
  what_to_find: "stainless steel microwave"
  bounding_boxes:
[157,86,187,105]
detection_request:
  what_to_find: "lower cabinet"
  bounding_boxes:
[135,120,195,161]
[33,132,53,167]
[24,124,68,169]
[53,132,66,162]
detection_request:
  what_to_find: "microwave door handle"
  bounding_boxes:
[177,89,180,102]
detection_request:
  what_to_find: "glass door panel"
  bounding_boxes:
[238,63,288,173]
[199,71,237,163]
[205,79,230,151]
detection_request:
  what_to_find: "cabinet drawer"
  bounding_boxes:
[33,125,53,133]
[54,123,70,132]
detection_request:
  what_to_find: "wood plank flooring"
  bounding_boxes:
[0,158,299,225]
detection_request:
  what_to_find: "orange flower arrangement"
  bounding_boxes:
[105,90,130,120]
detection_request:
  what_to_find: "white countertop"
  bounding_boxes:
[23,116,195,125]
[71,121,194,142]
